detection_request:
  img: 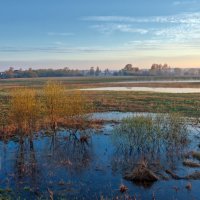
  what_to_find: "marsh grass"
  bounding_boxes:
[114,113,188,149]
[112,113,190,171]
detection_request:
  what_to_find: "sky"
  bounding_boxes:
[0,0,200,70]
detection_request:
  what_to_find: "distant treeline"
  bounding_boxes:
[1,64,200,79]
[0,67,85,79]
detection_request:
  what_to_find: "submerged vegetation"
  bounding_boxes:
[113,114,189,155]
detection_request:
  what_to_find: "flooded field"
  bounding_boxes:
[0,112,200,199]
[81,87,200,93]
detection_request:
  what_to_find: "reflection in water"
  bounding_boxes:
[15,139,40,195]
[49,131,93,172]
[0,129,94,199]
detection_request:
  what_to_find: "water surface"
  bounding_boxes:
[81,87,200,93]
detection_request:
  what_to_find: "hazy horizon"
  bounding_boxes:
[1,0,200,70]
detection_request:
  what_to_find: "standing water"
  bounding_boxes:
[81,87,200,93]
[0,112,200,199]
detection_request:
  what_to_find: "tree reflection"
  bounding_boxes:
[15,138,40,194]
[47,129,93,173]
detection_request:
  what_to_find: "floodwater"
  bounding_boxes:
[111,80,200,84]
[0,112,200,199]
[91,111,155,121]
[81,87,200,93]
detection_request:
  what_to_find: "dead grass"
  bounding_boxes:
[192,151,200,161]
[183,160,200,167]
[124,159,159,183]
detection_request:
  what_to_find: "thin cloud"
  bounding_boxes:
[84,12,200,48]
[0,45,124,54]
[173,1,197,6]
[47,32,74,36]
[124,38,200,53]
[91,24,148,34]
[82,12,200,24]
[153,23,200,41]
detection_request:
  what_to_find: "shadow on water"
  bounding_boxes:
[0,112,200,199]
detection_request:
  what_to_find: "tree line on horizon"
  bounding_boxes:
[1,64,200,79]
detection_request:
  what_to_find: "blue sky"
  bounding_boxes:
[0,0,200,70]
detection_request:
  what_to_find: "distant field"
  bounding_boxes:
[0,76,200,117]
[84,91,200,117]
[0,76,200,89]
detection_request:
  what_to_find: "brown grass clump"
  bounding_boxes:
[165,170,182,180]
[185,182,192,190]
[80,135,89,143]
[165,169,200,180]
[183,160,200,168]
[185,171,200,180]
[124,159,159,183]
[119,184,128,193]
[192,151,200,161]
